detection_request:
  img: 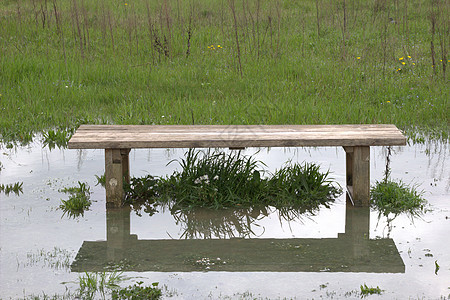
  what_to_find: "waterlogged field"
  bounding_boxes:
[0,140,449,299]
[0,0,448,144]
[0,0,449,298]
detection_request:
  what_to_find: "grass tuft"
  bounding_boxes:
[360,283,383,297]
[0,182,24,196]
[124,150,341,212]
[371,179,426,217]
[59,181,91,218]
[42,128,72,149]
[111,281,162,300]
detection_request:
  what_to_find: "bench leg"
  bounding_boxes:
[105,149,130,207]
[344,146,370,206]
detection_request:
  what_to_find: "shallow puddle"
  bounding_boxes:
[0,140,449,299]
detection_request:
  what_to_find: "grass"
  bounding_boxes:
[371,179,427,217]
[124,150,341,212]
[0,0,448,145]
[360,284,383,297]
[111,281,162,300]
[0,181,23,196]
[76,271,126,300]
[42,128,73,150]
[59,181,91,218]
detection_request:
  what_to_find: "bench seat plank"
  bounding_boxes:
[68,124,406,149]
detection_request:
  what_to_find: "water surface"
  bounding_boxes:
[0,141,449,299]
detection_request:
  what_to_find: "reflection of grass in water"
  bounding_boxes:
[23,247,74,271]
[59,181,91,218]
[171,206,269,239]
[371,179,426,217]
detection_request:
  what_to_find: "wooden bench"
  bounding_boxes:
[68,124,407,207]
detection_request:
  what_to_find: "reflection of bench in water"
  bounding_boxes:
[67,124,407,207]
[71,203,405,273]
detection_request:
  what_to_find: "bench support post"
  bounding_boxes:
[344,146,370,206]
[105,149,130,207]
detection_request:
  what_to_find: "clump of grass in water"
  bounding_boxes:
[0,182,23,196]
[42,128,73,150]
[124,175,160,216]
[64,271,161,300]
[360,283,383,297]
[75,271,126,299]
[95,174,106,187]
[112,281,162,300]
[59,181,91,218]
[371,146,427,218]
[160,150,268,209]
[268,162,341,209]
[125,150,342,212]
[371,179,426,217]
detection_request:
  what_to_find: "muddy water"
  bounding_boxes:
[0,141,449,299]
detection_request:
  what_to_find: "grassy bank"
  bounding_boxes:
[0,0,448,144]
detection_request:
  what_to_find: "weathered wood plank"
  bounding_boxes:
[351,146,371,206]
[105,149,124,207]
[68,124,406,149]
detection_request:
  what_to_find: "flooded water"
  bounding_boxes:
[0,140,449,299]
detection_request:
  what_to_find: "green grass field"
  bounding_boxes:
[0,0,448,144]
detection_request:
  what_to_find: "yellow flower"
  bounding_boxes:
[357,57,361,59]
[412,63,416,65]
[401,62,406,65]
[399,57,404,60]
[407,56,411,58]
[218,45,222,48]
[387,101,391,103]
[125,3,127,5]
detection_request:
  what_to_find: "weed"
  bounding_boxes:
[124,150,341,213]
[111,281,162,300]
[360,284,383,297]
[76,271,127,300]
[372,146,427,219]
[371,179,426,217]
[160,150,269,210]
[0,182,24,196]
[95,174,106,187]
[42,128,72,150]
[124,175,160,216]
[59,181,91,218]
[268,162,342,209]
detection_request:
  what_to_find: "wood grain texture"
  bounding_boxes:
[68,124,407,149]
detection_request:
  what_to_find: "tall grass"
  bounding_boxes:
[125,150,341,211]
[0,0,448,144]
